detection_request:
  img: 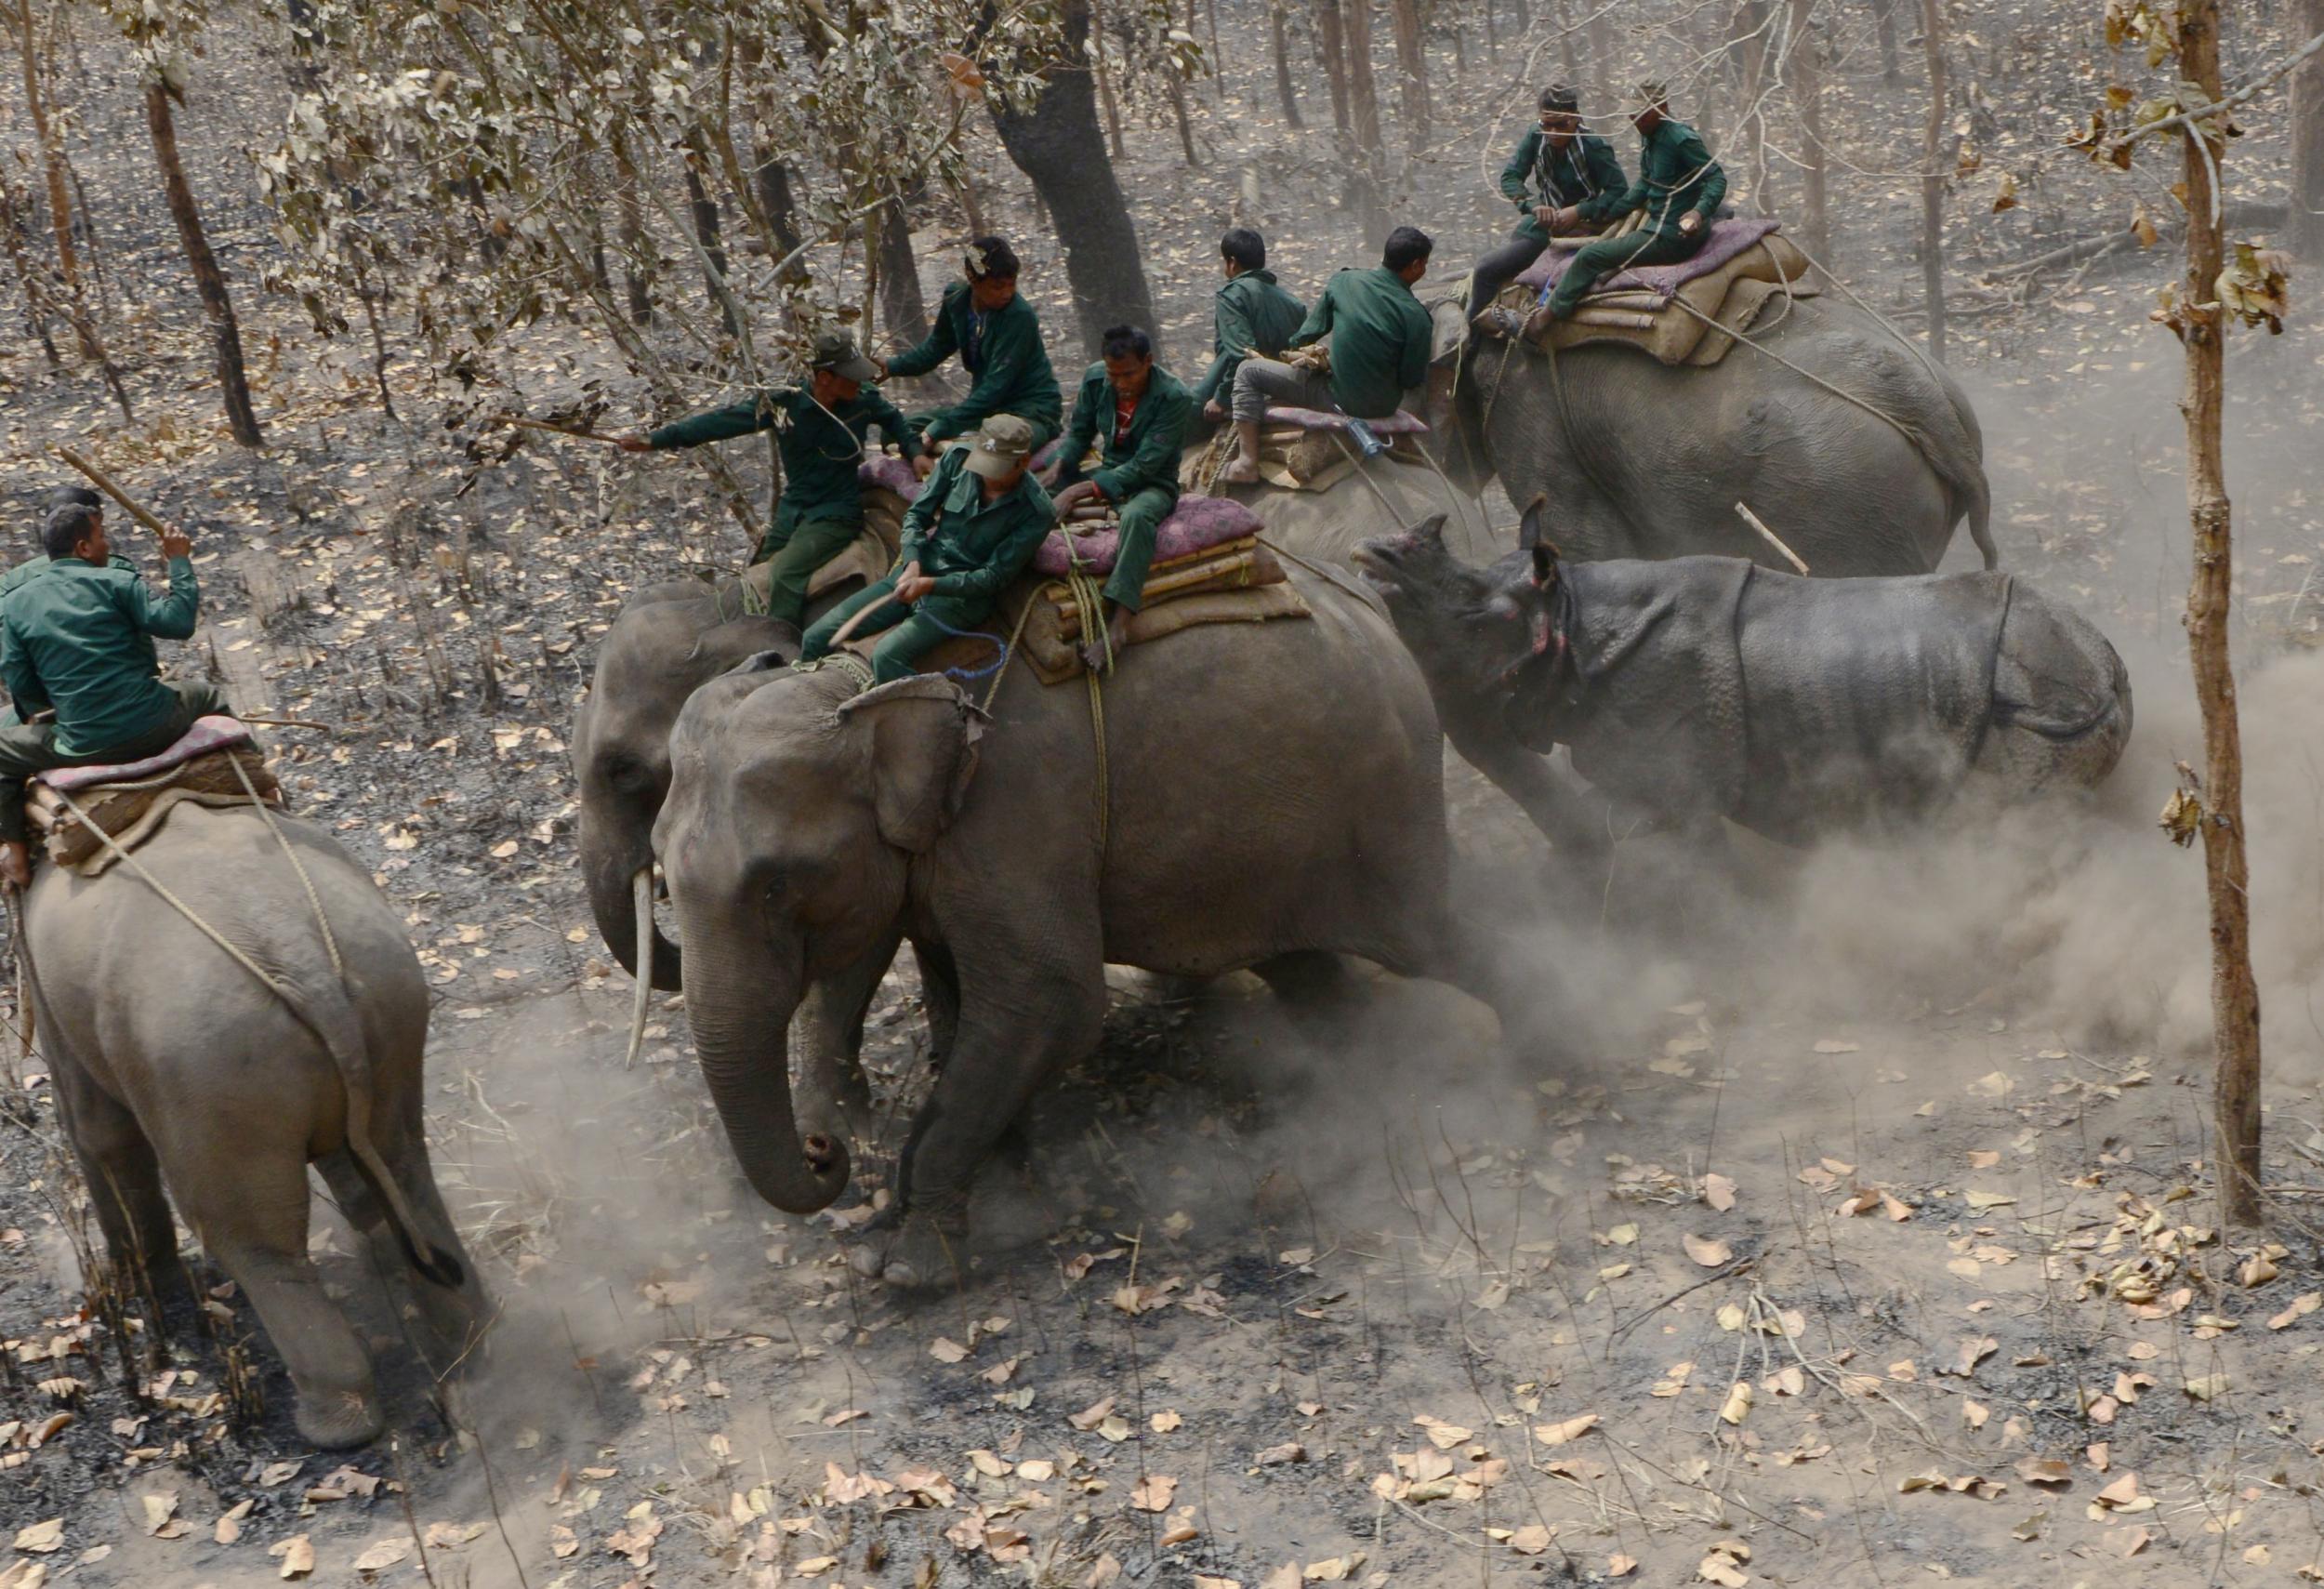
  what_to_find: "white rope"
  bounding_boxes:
[228,753,342,981]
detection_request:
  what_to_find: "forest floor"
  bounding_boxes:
[6,9,2324,1589]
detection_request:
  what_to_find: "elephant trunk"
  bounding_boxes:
[685,934,851,1214]
[582,811,682,991]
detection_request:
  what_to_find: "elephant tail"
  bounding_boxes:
[307,981,468,1291]
[1962,468,1998,572]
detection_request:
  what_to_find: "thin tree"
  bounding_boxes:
[2294,0,2324,258]
[1917,0,1948,360]
[1343,0,1382,156]
[1089,0,1129,156]
[144,73,263,445]
[1270,0,1304,126]
[1786,0,1829,260]
[1390,0,1429,150]
[1313,0,1353,132]
[1868,0,1901,83]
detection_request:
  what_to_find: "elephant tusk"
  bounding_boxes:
[625,865,654,1068]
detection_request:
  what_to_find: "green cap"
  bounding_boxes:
[811,332,881,383]
[961,414,1036,480]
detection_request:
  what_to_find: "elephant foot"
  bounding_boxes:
[852,1206,970,1294]
[294,1384,386,1450]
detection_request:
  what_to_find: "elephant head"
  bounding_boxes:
[654,668,983,1213]
[570,586,794,1004]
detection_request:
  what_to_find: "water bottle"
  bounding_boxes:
[1345,417,1385,457]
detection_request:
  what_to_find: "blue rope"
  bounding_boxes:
[917,609,1011,682]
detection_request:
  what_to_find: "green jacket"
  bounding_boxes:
[1604,117,1729,243]
[1289,266,1434,420]
[1191,270,1309,405]
[896,446,1056,603]
[1499,128,1630,245]
[885,281,1063,444]
[0,555,200,755]
[1060,364,1195,507]
[649,385,909,527]
[0,554,136,599]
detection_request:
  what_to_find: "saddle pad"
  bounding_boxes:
[38,715,255,793]
[859,456,924,500]
[1494,239,1817,367]
[1032,495,1264,577]
[1514,218,1790,300]
[1259,406,1431,435]
[1047,542,1284,638]
[32,748,281,873]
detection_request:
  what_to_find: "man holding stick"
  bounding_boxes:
[617,333,910,629]
[0,498,222,885]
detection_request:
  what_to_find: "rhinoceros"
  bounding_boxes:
[1355,517,2132,850]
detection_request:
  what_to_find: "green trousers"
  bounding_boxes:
[0,680,230,843]
[1102,487,1177,613]
[799,577,996,684]
[752,507,861,629]
[1544,227,1705,318]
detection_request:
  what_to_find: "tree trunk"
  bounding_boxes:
[753,150,809,285]
[1869,0,1901,84]
[1167,69,1202,166]
[1390,0,1429,151]
[681,149,737,338]
[1088,0,1129,158]
[1314,0,1353,132]
[1735,0,1771,212]
[2292,0,2324,258]
[0,170,59,367]
[876,194,930,347]
[1343,0,1382,156]
[144,83,262,448]
[990,0,1157,356]
[1917,0,1947,361]
[1787,0,1829,261]
[1588,7,1611,110]
[1271,0,1304,126]
[16,0,73,290]
[2174,0,2262,1228]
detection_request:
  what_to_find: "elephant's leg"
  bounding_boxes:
[878,969,1105,1292]
[794,928,901,1144]
[175,1144,382,1450]
[1253,950,1362,1040]
[911,938,960,1073]
[50,1064,192,1325]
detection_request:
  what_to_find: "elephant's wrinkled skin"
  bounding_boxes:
[26,805,488,1449]
[655,564,1497,1288]
[1358,520,2130,847]
[1423,293,1996,576]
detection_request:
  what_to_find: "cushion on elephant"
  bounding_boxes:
[1513,218,1798,300]
[858,455,924,501]
[1031,495,1264,576]
[1495,232,1820,367]
[1260,406,1430,435]
[31,744,283,874]
[39,715,255,792]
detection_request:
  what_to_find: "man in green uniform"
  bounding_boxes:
[1468,85,1630,330]
[1538,80,1729,324]
[1219,226,1436,485]
[1050,325,1195,669]
[0,500,224,886]
[799,415,1054,684]
[875,236,1063,478]
[1191,229,1307,425]
[2,488,133,600]
[619,333,908,628]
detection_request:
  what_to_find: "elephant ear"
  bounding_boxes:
[837,676,987,854]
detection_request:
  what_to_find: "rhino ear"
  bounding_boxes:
[1529,543,1560,589]
[1406,511,1449,549]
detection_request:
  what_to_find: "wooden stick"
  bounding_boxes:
[49,447,168,536]
[505,416,623,444]
[1734,500,1811,575]
[233,715,333,732]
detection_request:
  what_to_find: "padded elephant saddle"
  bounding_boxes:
[28,716,283,875]
[1498,220,1820,367]
[1177,414,1434,496]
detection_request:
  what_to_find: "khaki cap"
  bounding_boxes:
[961,414,1036,480]
[811,332,881,383]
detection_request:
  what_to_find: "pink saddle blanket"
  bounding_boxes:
[38,716,255,793]
[1261,406,1430,435]
[1514,218,1782,301]
[859,456,924,499]
[1034,495,1263,577]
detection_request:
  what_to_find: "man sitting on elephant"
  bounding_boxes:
[1191,228,1308,426]
[1469,84,1629,330]
[1219,225,1437,484]
[1537,80,1728,325]
[799,414,1054,684]
[0,500,224,886]
[873,236,1063,479]
[617,334,909,629]
[1049,325,1195,670]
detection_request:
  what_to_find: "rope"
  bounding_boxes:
[1325,429,1407,528]
[229,753,341,982]
[912,608,1011,683]
[1059,538,1112,853]
[1785,236,1948,389]
[1663,293,1931,458]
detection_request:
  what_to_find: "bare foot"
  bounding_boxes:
[1215,456,1261,485]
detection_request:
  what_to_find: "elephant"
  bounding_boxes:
[1418,289,1997,577]
[653,561,1507,1288]
[1186,442,1504,568]
[1356,518,2132,851]
[24,803,488,1449]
